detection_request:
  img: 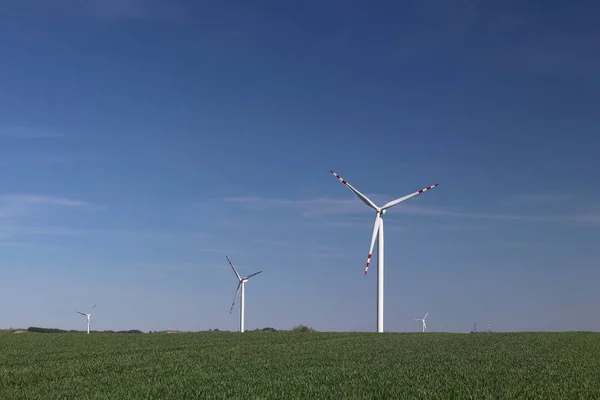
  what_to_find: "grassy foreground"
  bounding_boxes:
[0,331,598,399]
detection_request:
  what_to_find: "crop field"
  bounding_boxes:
[1,331,598,399]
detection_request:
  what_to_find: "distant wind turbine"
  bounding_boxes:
[414,311,429,333]
[77,305,96,334]
[226,256,262,333]
[330,169,439,333]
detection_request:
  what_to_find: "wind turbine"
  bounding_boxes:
[226,256,262,333]
[76,305,96,334]
[414,311,429,333]
[330,170,438,333]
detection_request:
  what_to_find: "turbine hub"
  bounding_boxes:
[381,209,386,215]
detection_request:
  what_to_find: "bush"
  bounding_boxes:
[291,325,316,332]
[249,327,278,332]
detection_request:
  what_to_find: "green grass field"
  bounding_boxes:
[1,331,598,399]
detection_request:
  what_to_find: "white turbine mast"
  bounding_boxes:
[226,256,262,333]
[76,304,96,334]
[414,311,430,333]
[330,170,439,333]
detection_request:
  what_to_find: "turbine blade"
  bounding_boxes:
[423,321,427,331]
[93,305,96,309]
[330,170,379,210]
[364,213,381,275]
[76,312,86,316]
[226,256,242,281]
[381,184,439,210]
[229,281,242,314]
[423,312,429,319]
[245,271,262,280]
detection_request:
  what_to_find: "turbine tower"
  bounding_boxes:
[414,311,429,333]
[330,170,438,333]
[76,305,96,334]
[226,256,262,333]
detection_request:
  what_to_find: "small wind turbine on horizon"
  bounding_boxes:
[77,305,96,334]
[414,311,429,333]
[226,256,262,333]
[330,170,439,333]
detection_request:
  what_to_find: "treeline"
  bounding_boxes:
[26,327,143,334]
[208,325,316,333]
[23,325,316,334]
[208,327,278,332]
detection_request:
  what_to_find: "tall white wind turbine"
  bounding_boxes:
[76,304,96,334]
[226,256,262,333]
[414,311,429,333]
[330,170,438,333]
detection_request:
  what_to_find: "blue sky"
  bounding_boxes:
[0,0,598,333]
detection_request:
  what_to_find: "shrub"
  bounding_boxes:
[290,325,316,332]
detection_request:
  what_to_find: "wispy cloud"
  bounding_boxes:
[316,218,407,231]
[0,194,97,245]
[0,127,64,138]
[479,240,547,249]
[0,194,93,220]
[222,195,454,217]
[223,196,384,217]
[249,238,354,260]
[287,250,353,259]
[500,193,578,205]
[89,229,207,242]
[570,215,600,227]
[0,225,87,238]
[0,194,88,207]
[222,196,600,226]
[0,239,63,250]
[121,261,217,280]
[0,224,89,249]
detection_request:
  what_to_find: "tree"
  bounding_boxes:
[291,325,315,332]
